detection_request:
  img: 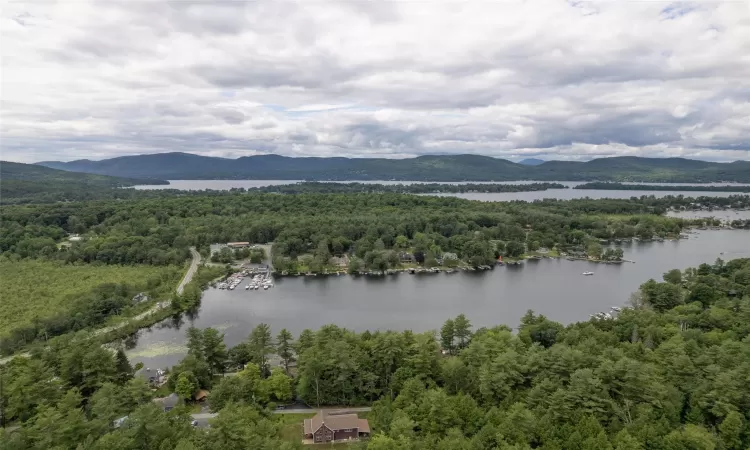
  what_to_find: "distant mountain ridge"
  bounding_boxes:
[518,158,545,166]
[1,161,167,204]
[36,152,750,183]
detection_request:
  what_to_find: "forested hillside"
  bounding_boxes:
[37,152,750,182]
[0,161,168,204]
[2,258,750,449]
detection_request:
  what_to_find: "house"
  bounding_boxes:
[227,242,250,248]
[399,252,415,263]
[154,393,180,412]
[135,367,167,387]
[330,255,350,267]
[303,411,370,443]
[194,390,210,403]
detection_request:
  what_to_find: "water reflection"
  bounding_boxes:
[125,229,750,368]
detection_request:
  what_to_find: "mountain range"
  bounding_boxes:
[36,152,750,183]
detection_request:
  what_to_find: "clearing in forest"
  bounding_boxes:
[0,260,181,335]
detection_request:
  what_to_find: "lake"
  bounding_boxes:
[125,228,750,368]
[134,180,749,201]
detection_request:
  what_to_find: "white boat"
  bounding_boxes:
[582,271,594,276]
[263,285,269,290]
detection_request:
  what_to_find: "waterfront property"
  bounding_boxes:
[125,228,750,370]
[303,411,370,443]
[330,255,350,268]
[399,252,415,263]
[134,367,167,387]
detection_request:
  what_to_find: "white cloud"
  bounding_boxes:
[1,0,749,163]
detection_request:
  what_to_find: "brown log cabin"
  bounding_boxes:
[303,411,370,443]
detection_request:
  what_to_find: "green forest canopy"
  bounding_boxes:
[4,192,750,269]
[575,182,750,192]
[2,257,750,449]
[0,260,181,335]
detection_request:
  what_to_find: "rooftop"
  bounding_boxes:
[303,411,369,435]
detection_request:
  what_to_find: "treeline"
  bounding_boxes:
[3,258,750,449]
[0,161,169,205]
[3,193,727,266]
[246,182,568,194]
[576,182,750,192]
[3,193,749,272]
[210,246,265,264]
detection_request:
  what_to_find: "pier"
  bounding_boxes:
[216,266,275,291]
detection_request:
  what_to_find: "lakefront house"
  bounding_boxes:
[303,411,370,443]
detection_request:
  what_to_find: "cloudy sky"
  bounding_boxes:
[2,1,750,163]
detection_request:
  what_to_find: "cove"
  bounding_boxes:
[125,228,750,368]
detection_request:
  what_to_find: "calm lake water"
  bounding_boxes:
[134,180,749,201]
[126,229,750,368]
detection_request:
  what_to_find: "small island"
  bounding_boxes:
[245,181,568,194]
[575,182,750,192]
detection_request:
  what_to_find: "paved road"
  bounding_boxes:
[190,407,372,426]
[177,247,202,295]
[95,247,201,336]
[274,407,372,414]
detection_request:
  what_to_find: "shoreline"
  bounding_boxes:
[4,224,745,362]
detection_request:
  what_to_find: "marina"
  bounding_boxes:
[216,267,274,292]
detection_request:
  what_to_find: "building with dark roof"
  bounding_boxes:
[303,411,370,443]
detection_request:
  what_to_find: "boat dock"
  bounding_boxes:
[217,266,274,292]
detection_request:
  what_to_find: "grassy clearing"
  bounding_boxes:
[278,413,315,443]
[0,260,181,335]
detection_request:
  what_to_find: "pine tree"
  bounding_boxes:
[453,314,472,350]
[114,348,133,385]
[249,323,273,377]
[441,319,455,354]
[276,328,295,375]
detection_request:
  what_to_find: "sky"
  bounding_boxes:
[2,1,750,163]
